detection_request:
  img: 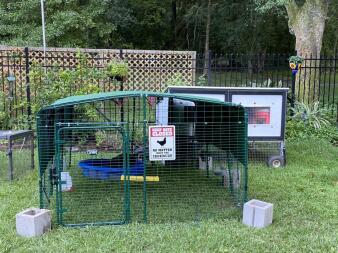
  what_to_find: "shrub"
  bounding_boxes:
[286,120,338,145]
[286,101,338,146]
[289,101,333,129]
[30,52,107,114]
[0,91,9,129]
[0,51,111,129]
[106,59,129,78]
[29,52,109,120]
[166,73,189,87]
[196,74,207,86]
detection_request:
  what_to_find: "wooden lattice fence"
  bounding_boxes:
[0,46,196,128]
[0,46,196,90]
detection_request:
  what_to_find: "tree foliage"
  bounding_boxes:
[254,0,333,56]
[0,0,133,48]
[0,0,336,55]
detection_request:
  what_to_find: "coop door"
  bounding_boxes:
[232,95,283,138]
[55,125,129,226]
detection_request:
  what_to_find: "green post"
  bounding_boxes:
[142,95,148,223]
[36,116,45,209]
[55,128,62,225]
[243,111,249,203]
[124,125,131,223]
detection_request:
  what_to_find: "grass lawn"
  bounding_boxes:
[59,165,241,226]
[0,138,337,252]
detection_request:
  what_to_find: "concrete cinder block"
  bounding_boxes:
[199,156,213,170]
[223,169,241,189]
[16,208,51,237]
[243,199,273,228]
[61,171,73,192]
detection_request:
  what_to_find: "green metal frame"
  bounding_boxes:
[142,96,148,223]
[55,124,131,226]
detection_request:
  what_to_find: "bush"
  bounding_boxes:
[0,51,114,129]
[165,73,189,88]
[106,59,129,78]
[286,101,338,146]
[286,120,338,146]
[289,101,333,129]
[0,91,9,129]
[30,52,108,113]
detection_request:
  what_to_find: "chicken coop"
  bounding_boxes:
[168,86,289,167]
[37,91,248,226]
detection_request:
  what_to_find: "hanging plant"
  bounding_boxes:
[106,59,129,81]
[289,56,304,75]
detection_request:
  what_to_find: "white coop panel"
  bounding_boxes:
[232,95,283,137]
[156,98,169,125]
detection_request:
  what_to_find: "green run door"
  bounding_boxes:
[55,124,130,226]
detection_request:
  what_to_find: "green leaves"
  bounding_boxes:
[289,55,304,64]
[290,101,333,129]
[0,0,335,54]
[165,73,189,88]
[106,60,129,78]
[29,52,107,115]
[287,101,338,145]
[0,0,131,48]
[254,0,286,13]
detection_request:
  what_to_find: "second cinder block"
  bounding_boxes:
[16,208,51,237]
[243,199,273,228]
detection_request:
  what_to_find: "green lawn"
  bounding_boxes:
[58,165,241,226]
[1,138,338,252]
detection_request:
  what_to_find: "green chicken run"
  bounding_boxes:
[36,91,248,226]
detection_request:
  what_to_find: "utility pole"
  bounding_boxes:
[40,0,47,71]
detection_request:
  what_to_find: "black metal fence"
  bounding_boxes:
[0,47,337,130]
[198,52,337,107]
[197,52,292,88]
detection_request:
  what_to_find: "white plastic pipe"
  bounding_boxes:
[40,0,47,71]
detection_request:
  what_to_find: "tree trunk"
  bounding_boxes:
[203,0,211,76]
[285,0,329,103]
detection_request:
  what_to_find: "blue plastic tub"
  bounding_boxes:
[78,155,144,180]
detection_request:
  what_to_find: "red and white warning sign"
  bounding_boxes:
[149,126,176,161]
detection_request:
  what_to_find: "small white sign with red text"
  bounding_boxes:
[149,126,176,161]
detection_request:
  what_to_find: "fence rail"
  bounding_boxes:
[0,47,337,129]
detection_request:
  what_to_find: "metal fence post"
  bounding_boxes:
[290,51,297,114]
[291,73,296,113]
[7,138,13,180]
[119,49,124,122]
[119,49,124,92]
[24,47,32,130]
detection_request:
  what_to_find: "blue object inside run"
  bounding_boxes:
[78,154,144,180]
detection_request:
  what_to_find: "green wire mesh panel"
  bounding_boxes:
[55,125,128,226]
[36,91,248,226]
[0,131,34,181]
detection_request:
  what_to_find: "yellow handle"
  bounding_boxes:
[120,175,160,182]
